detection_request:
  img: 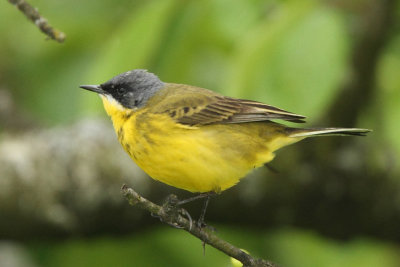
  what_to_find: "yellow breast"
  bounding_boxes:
[101,95,299,193]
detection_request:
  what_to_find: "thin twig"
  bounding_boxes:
[8,0,66,43]
[121,184,279,267]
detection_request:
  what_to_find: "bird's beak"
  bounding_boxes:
[79,84,105,94]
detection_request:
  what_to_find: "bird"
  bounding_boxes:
[80,69,370,219]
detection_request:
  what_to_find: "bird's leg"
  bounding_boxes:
[197,195,210,228]
[178,193,215,255]
[160,192,216,231]
[163,192,216,255]
[177,192,216,229]
[176,192,211,205]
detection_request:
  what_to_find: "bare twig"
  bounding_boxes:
[7,0,66,43]
[121,184,279,267]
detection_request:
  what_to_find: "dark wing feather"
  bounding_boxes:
[150,84,306,126]
[171,96,306,126]
[220,97,306,124]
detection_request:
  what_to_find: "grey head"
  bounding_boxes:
[80,69,164,109]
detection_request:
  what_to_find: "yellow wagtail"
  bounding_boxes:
[80,69,370,221]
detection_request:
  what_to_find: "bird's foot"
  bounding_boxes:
[153,194,194,230]
[157,193,217,232]
[160,193,217,255]
[177,192,217,232]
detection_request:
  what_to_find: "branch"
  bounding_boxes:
[8,0,66,43]
[121,185,279,267]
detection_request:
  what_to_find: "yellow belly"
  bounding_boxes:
[106,107,299,193]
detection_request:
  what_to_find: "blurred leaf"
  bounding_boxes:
[29,226,400,267]
[262,229,400,267]
[154,1,231,89]
[209,0,260,42]
[155,0,265,91]
[29,227,229,267]
[87,0,178,80]
[225,1,349,120]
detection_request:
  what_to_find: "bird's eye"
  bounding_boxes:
[117,87,126,94]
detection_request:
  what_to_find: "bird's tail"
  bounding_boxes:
[288,127,371,138]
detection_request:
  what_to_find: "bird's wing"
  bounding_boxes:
[151,84,306,126]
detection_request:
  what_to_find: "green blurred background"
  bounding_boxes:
[1,0,400,266]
